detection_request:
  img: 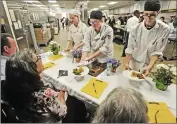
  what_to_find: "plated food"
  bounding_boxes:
[73,67,84,75]
[122,70,145,81]
[131,71,145,79]
[71,66,89,78]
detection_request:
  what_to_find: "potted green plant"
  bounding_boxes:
[151,67,175,91]
[49,41,60,55]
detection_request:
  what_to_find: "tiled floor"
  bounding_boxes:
[47,28,176,83]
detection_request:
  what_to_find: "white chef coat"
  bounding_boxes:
[82,23,114,63]
[126,16,140,32]
[114,20,121,28]
[68,21,88,46]
[1,56,8,80]
[125,19,170,71]
[168,22,174,31]
[169,27,177,40]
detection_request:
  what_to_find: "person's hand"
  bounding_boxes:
[72,46,78,51]
[58,91,65,100]
[64,48,70,52]
[124,64,131,70]
[85,57,90,62]
[142,67,150,77]
[85,56,93,62]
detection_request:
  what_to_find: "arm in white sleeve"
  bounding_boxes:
[65,27,73,49]
[67,27,73,42]
[99,28,114,55]
[81,24,88,42]
[82,29,91,52]
[125,29,137,54]
[150,27,171,57]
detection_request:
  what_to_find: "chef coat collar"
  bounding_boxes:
[94,23,104,40]
[74,20,82,28]
[143,19,159,30]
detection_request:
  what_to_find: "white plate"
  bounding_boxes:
[71,66,89,77]
[122,70,145,82]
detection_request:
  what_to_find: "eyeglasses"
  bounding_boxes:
[90,20,98,25]
[143,13,157,18]
[34,55,41,63]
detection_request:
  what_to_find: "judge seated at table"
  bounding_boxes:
[81,10,114,64]
[124,0,170,76]
[1,34,17,80]
[1,49,87,123]
[92,87,149,123]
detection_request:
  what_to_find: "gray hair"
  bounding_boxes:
[92,87,148,123]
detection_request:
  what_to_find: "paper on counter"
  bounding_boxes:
[81,78,108,99]
[48,54,63,61]
[148,102,176,123]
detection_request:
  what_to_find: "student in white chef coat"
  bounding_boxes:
[124,0,170,76]
[64,9,88,51]
[81,10,114,64]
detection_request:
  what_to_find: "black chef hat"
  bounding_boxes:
[90,10,103,20]
[144,0,161,11]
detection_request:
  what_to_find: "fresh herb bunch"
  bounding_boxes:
[107,58,121,68]
[71,49,82,58]
[152,67,175,85]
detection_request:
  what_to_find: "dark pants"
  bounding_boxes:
[62,95,87,123]
[62,23,65,29]
[122,32,129,57]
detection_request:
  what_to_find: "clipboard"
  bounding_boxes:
[148,102,176,123]
[81,78,108,99]
[48,54,63,61]
[43,62,56,70]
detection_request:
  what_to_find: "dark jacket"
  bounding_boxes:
[1,81,65,123]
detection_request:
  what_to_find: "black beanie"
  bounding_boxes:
[90,10,103,20]
[144,0,161,11]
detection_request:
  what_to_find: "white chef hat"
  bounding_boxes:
[70,9,81,16]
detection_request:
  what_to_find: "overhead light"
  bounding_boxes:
[87,1,89,2]
[107,2,118,5]
[99,5,106,8]
[35,4,45,6]
[48,0,56,3]
[52,4,59,6]
[25,0,40,3]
